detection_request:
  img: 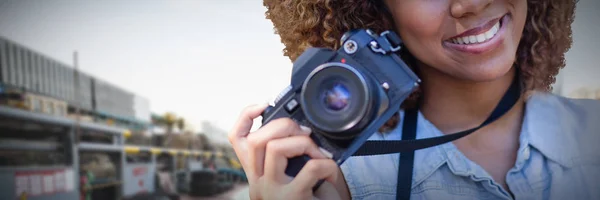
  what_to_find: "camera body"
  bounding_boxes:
[260,29,420,177]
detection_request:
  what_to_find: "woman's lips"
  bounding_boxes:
[449,16,503,41]
[444,14,510,54]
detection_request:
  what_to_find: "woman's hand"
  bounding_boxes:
[228,103,351,200]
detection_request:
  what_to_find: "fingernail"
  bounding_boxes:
[299,125,312,135]
[319,147,333,159]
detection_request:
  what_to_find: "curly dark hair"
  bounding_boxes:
[263,0,577,132]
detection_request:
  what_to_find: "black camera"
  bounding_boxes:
[260,29,420,178]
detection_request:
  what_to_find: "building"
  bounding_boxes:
[0,36,152,131]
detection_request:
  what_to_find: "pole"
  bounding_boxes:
[74,51,81,144]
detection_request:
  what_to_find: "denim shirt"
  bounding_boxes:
[340,92,600,200]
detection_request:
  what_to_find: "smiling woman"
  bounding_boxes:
[225,0,600,200]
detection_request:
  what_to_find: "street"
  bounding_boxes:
[180,184,250,200]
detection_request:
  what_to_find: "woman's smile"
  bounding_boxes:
[444,14,511,55]
[387,0,526,82]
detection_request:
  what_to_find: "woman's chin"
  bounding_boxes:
[457,65,514,83]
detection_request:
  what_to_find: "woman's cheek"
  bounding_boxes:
[392,2,448,52]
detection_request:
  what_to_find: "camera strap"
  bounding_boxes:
[396,107,418,200]
[351,70,521,200]
[353,71,520,156]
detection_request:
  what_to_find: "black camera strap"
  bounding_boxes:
[353,72,520,156]
[396,107,418,200]
[351,70,521,200]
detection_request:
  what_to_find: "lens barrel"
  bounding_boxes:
[300,62,376,140]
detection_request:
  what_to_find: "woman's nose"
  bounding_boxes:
[450,0,494,18]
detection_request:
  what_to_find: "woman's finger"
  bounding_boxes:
[288,159,340,193]
[228,103,269,144]
[228,103,269,186]
[247,118,311,177]
[263,135,331,183]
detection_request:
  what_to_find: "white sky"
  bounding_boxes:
[0,0,598,143]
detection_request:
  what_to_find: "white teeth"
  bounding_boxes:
[449,21,500,45]
[476,34,486,43]
[484,30,495,39]
[462,36,470,44]
[469,36,477,43]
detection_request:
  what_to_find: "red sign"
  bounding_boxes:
[132,167,147,176]
[132,166,148,194]
[14,169,75,197]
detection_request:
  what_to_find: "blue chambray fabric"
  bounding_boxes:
[340,92,600,200]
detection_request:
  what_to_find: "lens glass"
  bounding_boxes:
[323,83,350,111]
[301,63,375,136]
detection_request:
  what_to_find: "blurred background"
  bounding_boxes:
[0,0,598,200]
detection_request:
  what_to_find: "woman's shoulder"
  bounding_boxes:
[524,91,600,166]
[528,90,600,109]
[525,91,600,130]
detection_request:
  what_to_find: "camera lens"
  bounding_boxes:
[300,62,377,140]
[323,83,350,111]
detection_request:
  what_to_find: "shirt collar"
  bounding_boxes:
[522,91,584,168]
